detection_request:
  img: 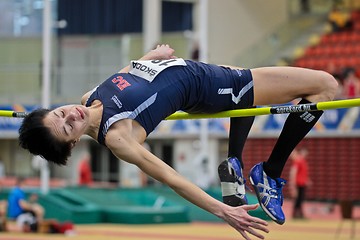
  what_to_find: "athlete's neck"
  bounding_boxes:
[85,100,103,140]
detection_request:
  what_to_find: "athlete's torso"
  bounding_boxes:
[85,59,253,145]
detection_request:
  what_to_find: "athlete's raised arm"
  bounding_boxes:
[105,120,269,240]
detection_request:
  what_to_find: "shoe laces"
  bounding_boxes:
[260,178,286,204]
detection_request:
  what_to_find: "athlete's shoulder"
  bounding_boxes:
[81,91,92,105]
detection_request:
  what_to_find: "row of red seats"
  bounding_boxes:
[306,44,360,56]
[321,31,360,44]
[293,10,360,73]
[295,56,360,70]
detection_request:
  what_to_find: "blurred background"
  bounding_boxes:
[0,0,360,231]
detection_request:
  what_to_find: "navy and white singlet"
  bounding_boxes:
[85,59,254,145]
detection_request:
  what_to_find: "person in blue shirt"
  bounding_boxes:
[17,44,338,239]
[8,178,44,222]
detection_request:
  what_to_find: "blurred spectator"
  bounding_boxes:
[327,5,353,32]
[78,153,93,186]
[0,200,7,231]
[342,67,360,98]
[7,177,44,230]
[289,148,311,219]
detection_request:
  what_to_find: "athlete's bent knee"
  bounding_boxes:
[318,70,338,101]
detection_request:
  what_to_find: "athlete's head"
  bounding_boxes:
[19,105,89,165]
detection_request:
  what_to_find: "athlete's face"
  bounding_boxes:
[43,105,90,144]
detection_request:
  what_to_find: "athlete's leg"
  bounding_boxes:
[251,66,337,105]
[218,116,255,206]
[248,66,337,224]
[251,66,337,177]
[228,116,255,167]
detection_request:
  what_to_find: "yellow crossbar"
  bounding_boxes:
[166,98,360,120]
[1,98,360,120]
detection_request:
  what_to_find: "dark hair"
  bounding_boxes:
[15,176,26,186]
[18,108,72,165]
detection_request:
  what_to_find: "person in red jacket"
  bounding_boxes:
[289,148,311,219]
[78,153,93,186]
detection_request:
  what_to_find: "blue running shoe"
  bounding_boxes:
[218,157,248,206]
[249,163,286,225]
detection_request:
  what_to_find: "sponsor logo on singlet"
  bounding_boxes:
[112,75,131,91]
[131,62,158,77]
[129,58,187,82]
[111,95,123,109]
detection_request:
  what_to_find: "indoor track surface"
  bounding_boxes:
[2,200,359,240]
[1,220,360,240]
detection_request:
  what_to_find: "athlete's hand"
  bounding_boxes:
[148,44,177,60]
[221,204,269,240]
